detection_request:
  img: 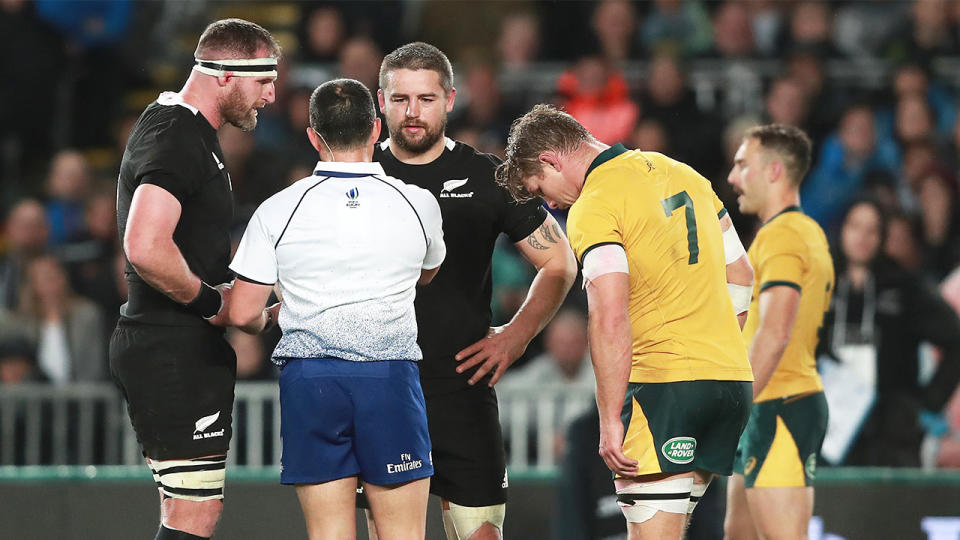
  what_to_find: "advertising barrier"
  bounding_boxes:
[0,467,957,539]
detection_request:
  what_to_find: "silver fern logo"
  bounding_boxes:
[192,411,225,440]
[440,178,473,198]
[194,411,220,433]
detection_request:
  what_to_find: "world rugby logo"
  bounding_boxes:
[346,187,360,208]
[661,436,697,464]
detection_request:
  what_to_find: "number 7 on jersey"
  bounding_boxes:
[661,191,699,265]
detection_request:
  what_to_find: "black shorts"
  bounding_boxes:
[358,383,507,508]
[109,320,237,460]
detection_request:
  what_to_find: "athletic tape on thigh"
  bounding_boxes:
[148,455,227,501]
[616,477,692,523]
[193,57,278,78]
[441,502,505,540]
[688,481,709,514]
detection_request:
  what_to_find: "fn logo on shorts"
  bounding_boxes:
[386,453,423,474]
[661,437,697,464]
[192,411,225,440]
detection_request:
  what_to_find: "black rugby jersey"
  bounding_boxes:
[116,94,234,326]
[374,138,547,392]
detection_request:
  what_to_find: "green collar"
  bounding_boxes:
[763,205,803,226]
[585,143,628,181]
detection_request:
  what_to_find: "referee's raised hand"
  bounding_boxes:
[455,325,528,386]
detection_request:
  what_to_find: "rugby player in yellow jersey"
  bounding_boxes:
[723,124,834,540]
[496,104,755,540]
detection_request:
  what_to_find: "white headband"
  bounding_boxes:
[193,57,278,78]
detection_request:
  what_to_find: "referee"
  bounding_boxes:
[228,79,445,540]
[110,20,280,540]
[362,42,578,540]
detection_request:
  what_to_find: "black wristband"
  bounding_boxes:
[185,282,223,319]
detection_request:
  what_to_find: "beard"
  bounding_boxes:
[736,194,757,216]
[389,116,446,155]
[221,85,258,132]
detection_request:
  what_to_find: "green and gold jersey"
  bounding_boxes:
[568,144,753,384]
[743,207,834,402]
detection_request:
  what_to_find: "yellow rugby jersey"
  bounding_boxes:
[568,144,753,384]
[743,207,834,402]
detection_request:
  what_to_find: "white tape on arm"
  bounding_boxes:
[723,224,746,264]
[582,244,629,286]
[728,283,752,314]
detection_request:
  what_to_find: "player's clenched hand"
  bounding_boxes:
[599,420,638,476]
[206,282,234,327]
[455,325,528,386]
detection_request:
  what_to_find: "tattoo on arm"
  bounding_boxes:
[527,221,562,250]
[527,235,549,250]
[541,222,557,243]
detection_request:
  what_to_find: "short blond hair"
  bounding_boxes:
[497,104,593,202]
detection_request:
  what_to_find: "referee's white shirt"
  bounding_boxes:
[229,161,445,365]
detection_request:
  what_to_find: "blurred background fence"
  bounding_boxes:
[0,382,595,471]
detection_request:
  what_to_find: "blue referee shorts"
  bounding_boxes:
[279,357,433,486]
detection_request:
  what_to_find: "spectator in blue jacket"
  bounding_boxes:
[802,105,900,231]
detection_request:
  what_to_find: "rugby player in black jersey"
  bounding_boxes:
[111,19,280,540]
[358,42,577,540]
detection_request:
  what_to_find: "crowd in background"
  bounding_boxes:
[3,0,960,469]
